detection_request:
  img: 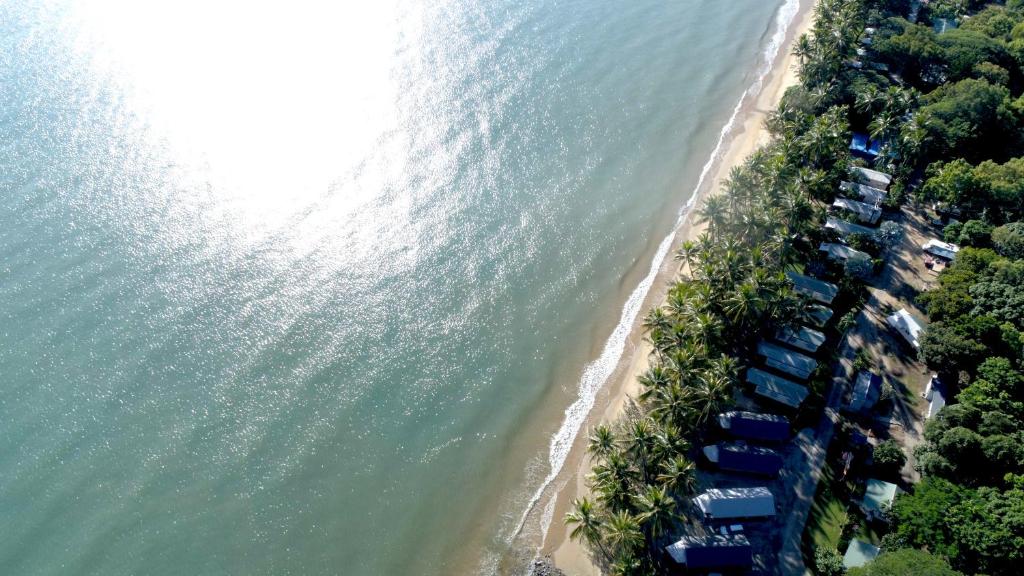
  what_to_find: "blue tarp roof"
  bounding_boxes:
[851,132,869,153]
[718,411,790,441]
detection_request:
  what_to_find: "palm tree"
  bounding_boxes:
[587,424,617,460]
[636,485,679,542]
[591,453,636,512]
[723,282,763,329]
[565,497,611,560]
[792,33,813,65]
[674,240,697,273]
[641,307,671,334]
[696,195,728,238]
[603,511,644,559]
[647,382,691,429]
[688,373,732,427]
[626,419,658,483]
[657,456,697,496]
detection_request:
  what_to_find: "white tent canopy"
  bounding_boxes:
[886,309,923,349]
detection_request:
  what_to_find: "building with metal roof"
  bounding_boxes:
[786,272,838,304]
[843,539,880,569]
[665,534,753,570]
[922,238,959,261]
[805,304,834,327]
[694,487,776,520]
[825,216,877,238]
[717,411,790,442]
[776,325,826,353]
[848,371,881,412]
[820,242,870,263]
[703,443,784,476]
[840,180,887,205]
[849,166,892,190]
[886,308,923,349]
[747,368,810,408]
[756,342,818,380]
[923,374,946,419]
[832,197,882,224]
[861,479,899,520]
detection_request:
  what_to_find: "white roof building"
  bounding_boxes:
[820,242,871,263]
[825,216,877,238]
[832,197,882,224]
[694,487,776,519]
[776,325,827,353]
[756,342,818,380]
[922,238,959,261]
[849,166,892,190]
[886,309,923,349]
[841,180,887,205]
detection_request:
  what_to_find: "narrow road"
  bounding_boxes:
[776,329,854,575]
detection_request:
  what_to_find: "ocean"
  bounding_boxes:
[0,0,789,574]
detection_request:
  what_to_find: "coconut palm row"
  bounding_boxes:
[561,2,903,573]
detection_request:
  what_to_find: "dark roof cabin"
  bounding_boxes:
[786,272,838,304]
[717,411,790,442]
[665,534,753,570]
[703,443,784,476]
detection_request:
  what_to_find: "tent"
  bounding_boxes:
[694,487,776,519]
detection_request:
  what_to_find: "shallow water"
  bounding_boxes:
[0,1,783,574]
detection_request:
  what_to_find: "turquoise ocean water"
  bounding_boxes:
[0,1,787,574]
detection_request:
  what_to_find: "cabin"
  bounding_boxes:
[832,197,882,224]
[825,216,877,239]
[849,166,892,190]
[843,539,881,569]
[694,487,776,520]
[820,242,870,263]
[886,308,923,349]
[703,443,784,476]
[665,534,753,570]
[717,411,790,442]
[776,325,826,353]
[848,371,881,413]
[861,479,899,520]
[786,272,838,305]
[923,374,947,419]
[805,304,834,327]
[747,368,810,409]
[922,238,959,261]
[840,180,887,205]
[756,342,818,380]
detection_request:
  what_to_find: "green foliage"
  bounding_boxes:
[955,219,993,247]
[814,546,845,576]
[991,222,1024,258]
[873,439,907,476]
[846,548,963,576]
[920,79,1017,163]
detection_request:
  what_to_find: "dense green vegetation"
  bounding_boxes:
[560,0,1024,574]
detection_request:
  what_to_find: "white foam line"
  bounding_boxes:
[511,0,804,551]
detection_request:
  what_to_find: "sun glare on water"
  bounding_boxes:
[64,0,428,249]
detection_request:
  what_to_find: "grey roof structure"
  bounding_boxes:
[924,374,946,419]
[776,325,827,353]
[886,309,923,349]
[694,487,775,519]
[717,411,791,442]
[862,479,899,516]
[756,342,818,380]
[825,216,877,238]
[833,197,882,224]
[843,539,881,569]
[665,534,753,569]
[786,272,838,304]
[840,180,887,205]
[703,443,784,476]
[849,166,892,190]
[848,371,881,412]
[805,304,834,327]
[820,242,870,263]
[747,368,811,408]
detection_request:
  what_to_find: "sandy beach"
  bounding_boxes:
[540,1,818,572]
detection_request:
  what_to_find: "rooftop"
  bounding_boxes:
[718,410,790,441]
[665,534,753,568]
[694,487,775,519]
[832,197,882,224]
[886,308,923,349]
[805,304,834,327]
[776,325,827,353]
[786,271,838,304]
[747,367,811,408]
[756,342,818,380]
[922,238,959,261]
[840,180,886,205]
[843,539,881,569]
[849,166,892,190]
[862,478,899,513]
[848,371,881,412]
[820,242,870,263]
[825,216,877,238]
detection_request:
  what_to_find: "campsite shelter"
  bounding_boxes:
[703,443,784,476]
[756,341,818,380]
[849,166,892,190]
[717,411,790,442]
[665,534,753,570]
[746,368,810,409]
[776,325,826,353]
[694,487,776,520]
[885,309,923,349]
[787,272,838,304]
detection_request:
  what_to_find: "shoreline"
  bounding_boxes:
[539,1,818,572]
